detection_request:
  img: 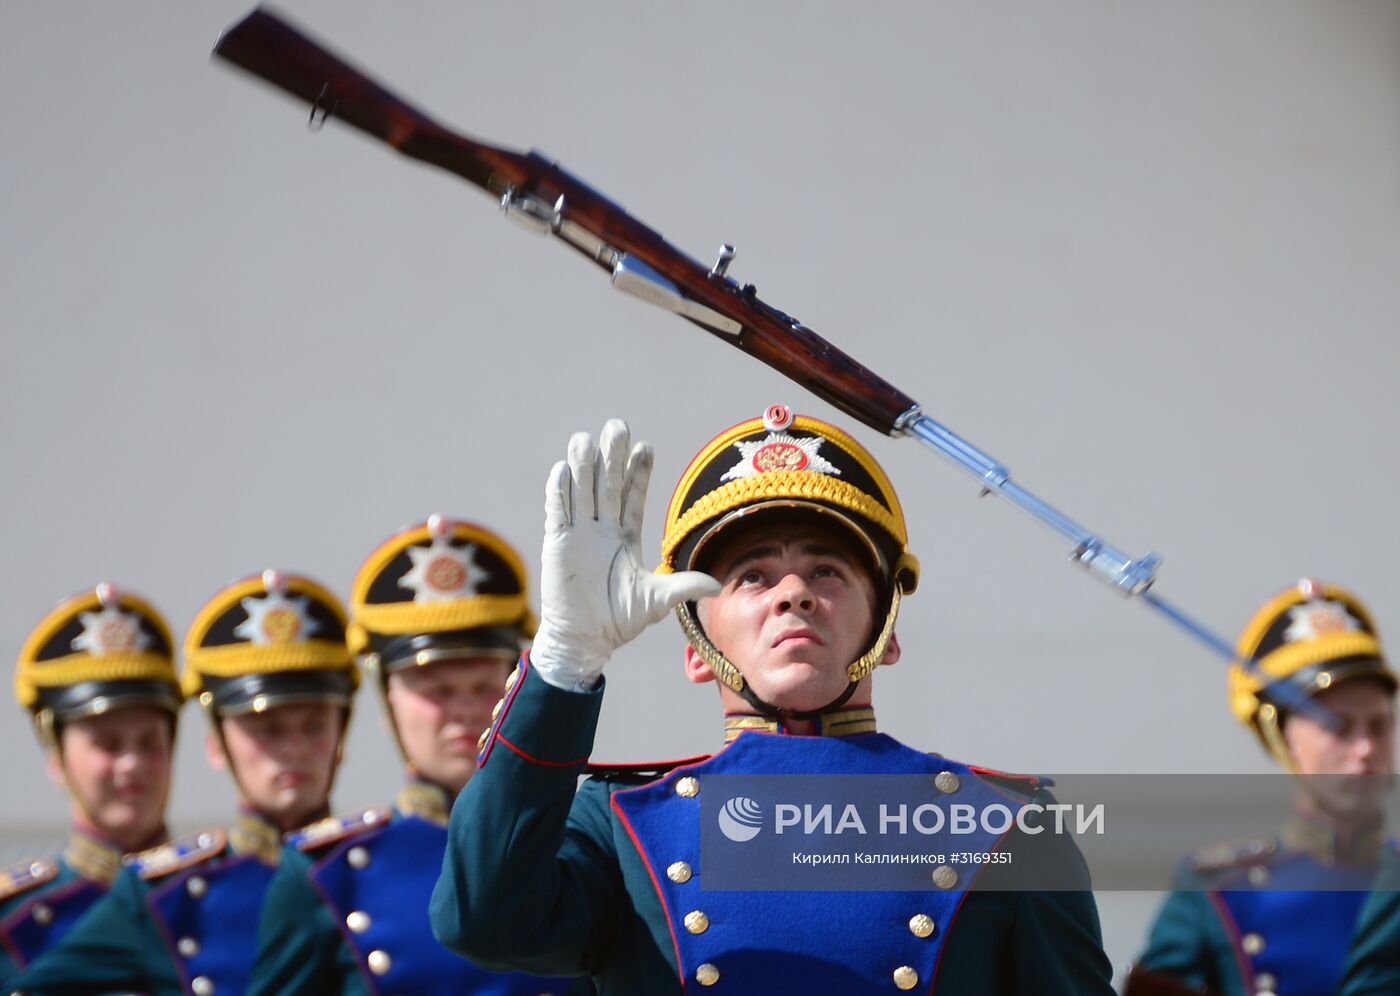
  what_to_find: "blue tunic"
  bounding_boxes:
[1137,825,1380,996]
[248,791,587,995]
[430,658,1115,994]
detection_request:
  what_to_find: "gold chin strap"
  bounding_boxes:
[39,709,119,839]
[363,654,413,769]
[1256,703,1296,773]
[678,586,903,698]
[723,707,877,743]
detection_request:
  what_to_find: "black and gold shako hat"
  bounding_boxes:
[16,583,182,730]
[658,404,919,715]
[1229,578,1396,767]
[183,569,357,715]
[348,514,536,674]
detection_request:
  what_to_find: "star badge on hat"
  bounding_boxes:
[233,570,319,645]
[1284,600,1361,644]
[397,514,490,603]
[71,583,152,656]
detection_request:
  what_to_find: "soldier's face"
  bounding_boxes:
[52,706,174,851]
[386,657,512,794]
[212,701,342,832]
[689,522,895,714]
[1284,678,1395,821]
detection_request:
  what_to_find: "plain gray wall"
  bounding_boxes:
[4,1,1398,981]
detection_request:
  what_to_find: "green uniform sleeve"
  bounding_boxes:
[1337,855,1400,996]
[430,666,621,978]
[248,845,362,996]
[12,867,178,996]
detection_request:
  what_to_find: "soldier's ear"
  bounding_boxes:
[684,645,718,685]
[204,730,228,772]
[880,633,901,667]
[43,748,68,791]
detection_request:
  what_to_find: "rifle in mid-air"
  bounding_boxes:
[211,6,1332,726]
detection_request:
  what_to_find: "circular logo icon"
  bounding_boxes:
[717,796,764,843]
[752,442,809,474]
[260,607,302,643]
[424,555,467,593]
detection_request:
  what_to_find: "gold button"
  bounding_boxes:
[251,694,268,713]
[934,771,960,794]
[1316,671,1333,689]
[178,936,200,957]
[908,913,936,938]
[505,668,520,692]
[478,727,491,749]
[1247,865,1270,887]
[191,977,214,996]
[348,847,371,870]
[367,949,392,976]
[695,963,720,986]
[1255,972,1277,994]
[894,965,919,990]
[346,911,371,934]
[1241,932,1264,956]
[491,699,503,720]
[932,866,958,890]
[684,910,710,934]
[32,903,53,926]
[187,876,208,898]
[667,861,693,884]
[675,776,700,798]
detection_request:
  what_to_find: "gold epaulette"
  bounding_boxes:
[1190,835,1277,875]
[288,806,391,852]
[0,856,58,902]
[126,829,227,881]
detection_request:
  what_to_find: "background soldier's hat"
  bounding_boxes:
[15,582,183,728]
[183,569,357,715]
[1229,578,1396,765]
[658,405,919,717]
[347,514,536,674]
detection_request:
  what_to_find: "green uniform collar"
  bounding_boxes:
[723,707,877,744]
[1281,812,1385,867]
[229,809,284,864]
[397,779,453,825]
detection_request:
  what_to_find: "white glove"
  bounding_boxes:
[528,419,721,692]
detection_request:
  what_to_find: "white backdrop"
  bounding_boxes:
[3,1,1398,980]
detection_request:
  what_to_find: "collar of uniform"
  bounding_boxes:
[396,779,452,825]
[1281,812,1385,867]
[229,809,283,864]
[722,707,877,744]
[63,830,125,886]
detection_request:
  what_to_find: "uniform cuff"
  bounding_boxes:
[476,651,604,770]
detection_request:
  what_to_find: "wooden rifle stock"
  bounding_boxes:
[213,7,917,433]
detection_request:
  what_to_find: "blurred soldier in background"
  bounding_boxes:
[14,569,359,995]
[249,516,586,994]
[1128,579,1396,996]
[1,583,182,988]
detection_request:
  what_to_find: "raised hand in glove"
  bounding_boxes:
[529,419,721,692]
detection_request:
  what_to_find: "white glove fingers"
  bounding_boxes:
[620,440,654,544]
[543,459,572,534]
[644,570,722,621]
[598,418,630,527]
[567,430,599,522]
